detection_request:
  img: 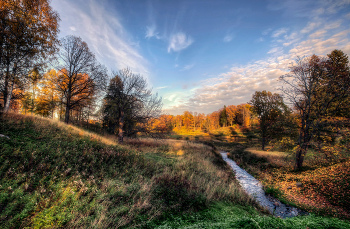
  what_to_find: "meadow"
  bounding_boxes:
[1,113,350,228]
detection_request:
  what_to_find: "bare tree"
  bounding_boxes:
[280,51,350,169]
[0,0,59,112]
[54,35,108,124]
[103,68,162,143]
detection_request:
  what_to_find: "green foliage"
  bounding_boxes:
[102,76,136,135]
[273,137,296,152]
[249,90,293,150]
[324,50,350,118]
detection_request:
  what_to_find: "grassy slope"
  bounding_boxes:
[0,113,254,228]
[0,113,349,228]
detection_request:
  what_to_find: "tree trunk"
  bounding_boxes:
[261,123,266,151]
[295,144,307,170]
[64,106,70,124]
[31,83,35,114]
[64,88,71,123]
[262,136,265,151]
[4,81,14,113]
[294,123,310,170]
[118,110,125,143]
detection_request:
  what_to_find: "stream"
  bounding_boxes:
[221,151,308,218]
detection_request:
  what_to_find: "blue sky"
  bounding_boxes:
[51,0,350,115]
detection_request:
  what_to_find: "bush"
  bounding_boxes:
[274,137,295,152]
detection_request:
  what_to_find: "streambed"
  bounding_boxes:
[221,151,307,218]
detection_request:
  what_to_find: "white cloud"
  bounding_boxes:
[223,35,233,42]
[167,32,194,53]
[163,91,191,110]
[309,29,327,38]
[51,0,148,78]
[272,28,289,37]
[256,37,265,42]
[262,28,273,35]
[346,12,350,19]
[300,22,318,33]
[326,0,350,14]
[289,30,350,59]
[324,20,342,30]
[267,47,283,54]
[180,64,194,71]
[168,94,177,101]
[312,8,325,16]
[69,26,76,31]
[155,86,169,90]
[164,59,289,114]
[145,25,160,39]
[164,26,350,115]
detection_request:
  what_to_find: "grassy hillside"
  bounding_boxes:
[0,113,255,228]
[1,113,349,228]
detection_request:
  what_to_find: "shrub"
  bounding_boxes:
[274,137,296,152]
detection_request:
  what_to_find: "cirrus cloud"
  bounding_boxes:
[167,32,194,53]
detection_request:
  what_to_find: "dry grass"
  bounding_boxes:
[245,147,292,167]
[6,113,120,146]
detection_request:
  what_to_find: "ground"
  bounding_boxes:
[0,114,349,228]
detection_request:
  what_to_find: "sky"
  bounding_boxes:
[51,0,350,115]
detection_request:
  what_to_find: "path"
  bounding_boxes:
[221,151,307,218]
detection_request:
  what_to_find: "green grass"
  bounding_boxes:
[1,113,349,228]
[0,113,255,228]
[146,202,350,229]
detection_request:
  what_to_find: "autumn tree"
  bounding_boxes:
[219,105,228,127]
[249,90,289,150]
[103,68,162,143]
[280,50,350,169]
[151,114,174,133]
[54,35,107,123]
[34,69,60,117]
[234,104,251,127]
[209,111,220,129]
[175,115,182,127]
[226,105,237,126]
[183,111,194,130]
[0,0,59,112]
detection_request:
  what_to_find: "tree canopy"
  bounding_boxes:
[103,68,162,143]
[249,90,289,150]
[280,50,350,169]
[0,0,60,112]
[54,35,108,123]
